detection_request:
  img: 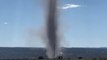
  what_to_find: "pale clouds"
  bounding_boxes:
[4,22,8,25]
[60,4,81,9]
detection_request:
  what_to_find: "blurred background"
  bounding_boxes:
[0,0,107,48]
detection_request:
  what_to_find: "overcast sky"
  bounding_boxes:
[0,0,107,47]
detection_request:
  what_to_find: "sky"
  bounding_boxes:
[0,0,107,47]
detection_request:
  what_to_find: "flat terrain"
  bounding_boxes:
[0,47,107,59]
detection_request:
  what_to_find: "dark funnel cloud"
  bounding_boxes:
[46,0,59,58]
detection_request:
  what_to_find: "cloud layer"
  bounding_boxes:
[60,4,81,9]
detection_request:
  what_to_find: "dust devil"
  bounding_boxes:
[46,0,60,58]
